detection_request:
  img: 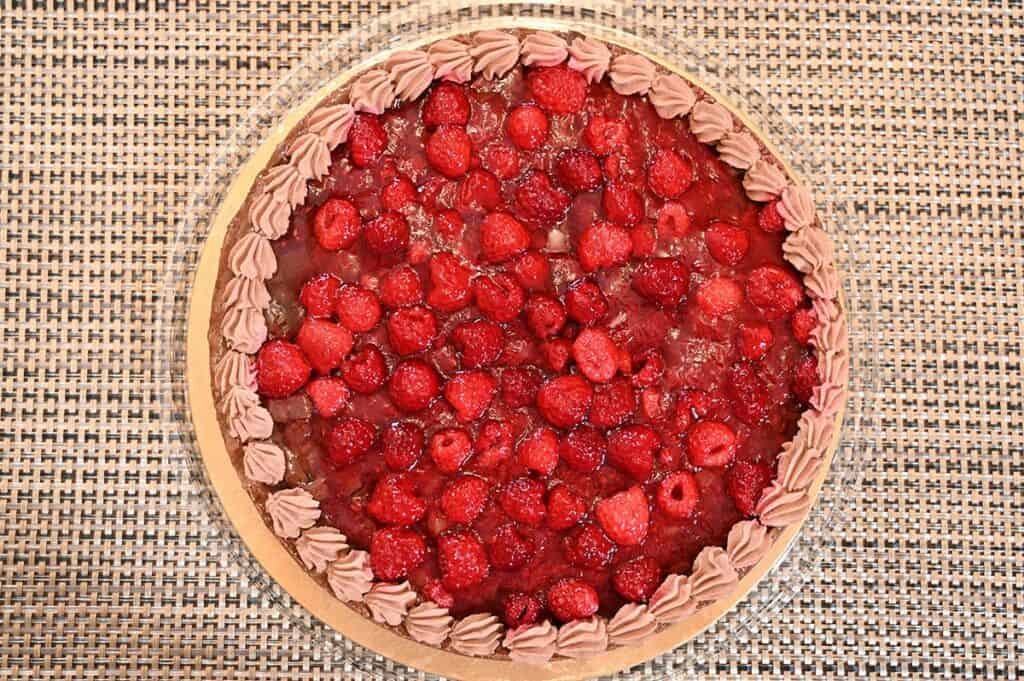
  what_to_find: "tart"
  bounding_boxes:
[191,26,848,679]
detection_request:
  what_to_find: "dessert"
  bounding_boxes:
[202,27,847,670]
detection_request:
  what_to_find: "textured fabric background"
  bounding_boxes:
[1,0,1022,678]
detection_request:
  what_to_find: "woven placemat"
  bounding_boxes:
[1,1,1021,679]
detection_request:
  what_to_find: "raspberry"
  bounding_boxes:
[498,477,547,527]
[647,149,695,199]
[450,319,504,369]
[640,387,665,420]
[514,171,570,225]
[547,578,599,622]
[526,64,587,114]
[437,529,490,591]
[341,344,387,394]
[737,322,773,360]
[348,114,388,168]
[631,351,664,389]
[426,252,474,313]
[546,483,586,531]
[607,425,659,481]
[480,212,530,264]
[306,377,350,418]
[686,420,737,467]
[678,387,712,420]
[595,485,650,546]
[746,265,804,319]
[656,202,692,238]
[563,523,615,568]
[632,257,690,308]
[313,198,361,251]
[577,220,632,272]
[539,338,573,373]
[604,145,645,183]
[792,353,819,404]
[324,416,377,466]
[695,276,744,317]
[378,265,423,309]
[482,143,521,180]
[500,366,543,408]
[517,427,559,476]
[434,209,464,240]
[422,579,455,609]
[473,419,514,468]
[441,475,491,524]
[388,359,440,413]
[429,427,473,473]
[536,375,593,429]
[509,250,551,291]
[335,285,382,333]
[656,471,700,518]
[296,318,354,374]
[422,82,470,128]
[705,221,750,267]
[455,169,501,215]
[572,327,619,384]
[425,125,472,178]
[728,461,773,516]
[299,273,343,318]
[523,295,566,339]
[507,104,549,150]
[564,279,609,326]
[380,173,418,211]
[501,592,542,628]
[381,421,424,471]
[791,307,818,344]
[488,523,535,570]
[370,527,426,580]
[473,273,525,323]
[602,182,644,226]
[386,306,438,356]
[256,340,312,398]
[584,115,630,155]
[590,379,637,428]
[631,223,657,257]
[444,371,497,422]
[556,149,603,193]
[758,199,785,233]
[560,426,607,472]
[612,557,661,602]
[727,361,771,425]
[364,211,410,255]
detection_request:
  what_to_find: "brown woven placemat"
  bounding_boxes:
[1,1,1022,678]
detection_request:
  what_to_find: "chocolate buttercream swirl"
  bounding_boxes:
[648,574,694,623]
[365,581,417,626]
[449,613,503,657]
[247,191,290,240]
[606,604,657,646]
[649,73,696,119]
[227,402,273,442]
[220,306,267,354]
[214,350,255,394]
[818,348,850,387]
[287,132,331,181]
[811,381,845,417]
[295,526,348,572]
[265,487,320,539]
[777,439,822,491]
[428,39,473,83]
[757,483,812,526]
[387,50,434,102]
[520,31,568,67]
[778,184,816,231]
[503,620,557,665]
[567,36,611,84]
[305,103,354,149]
[469,30,520,79]
[805,264,841,300]
[783,226,835,273]
[327,549,373,602]
[349,69,396,115]
[690,100,732,143]
[405,602,453,647]
[688,547,739,602]
[555,617,608,659]
[609,53,656,96]
[717,130,760,170]
[261,163,308,209]
[811,312,848,356]
[726,520,772,569]
[242,440,286,485]
[743,158,788,201]
[223,275,270,310]
[812,296,841,324]
[794,409,835,453]
[227,232,277,280]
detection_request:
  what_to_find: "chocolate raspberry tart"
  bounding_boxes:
[187,26,847,679]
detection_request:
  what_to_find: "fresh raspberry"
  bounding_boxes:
[299,273,343,318]
[388,358,441,412]
[380,173,418,211]
[607,425,659,481]
[473,273,525,323]
[559,426,607,472]
[378,265,423,309]
[612,557,661,602]
[480,212,530,264]
[555,149,603,193]
[584,115,630,155]
[422,82,470,127]
[500,366,543,408]
[425,125,472,178]
[434,209,464,240]
[386,305,438,356]
[437,529,490,591]
[335,285,382,333]
[564,279,609,326]
[526,64,587,114]
[348,114,388,168]
[501,592,542,628]
[792,353,819,404]
[324,416,377,466]
[640,386,664,421]
[426,252,474,312]
[595,485,650,546]
[444,371,497,422]
[340,344,387,394]
[602,182,644,226]
[678,387,712,420]
[536,375,593,428]
[313,198,361,251]
[473,419,514,468]
[695,276,744,317]
[482,143,521,180]
[572,327,619,384]
[686,420,737,467]
[256,340,312,398]
[370,527,426,581]
[296,318,354,374]
[746,265,804,319]
[631,350,665,389]
[381,421,424,471]
[758,199,785,233]
[450,319,503,369]
[632,257,690,308]
[523,295,567,339]
[727,361,771,425]
[656,202,692,238]
[429,427,474,473]
[509,250,551,291]
[539,338,573,373]
[364,211,410,254]
[498,477,547,527]
[737,322,774,361]
[516,427,559,476]
[422,579,455,609]
[546,483,586,531]
[705,221,750,266]
[455,168,501,213]
[656,471,700,518]
[647,149,695,199]
[547,578,599,622]
[728,461,773,516]
[305,377,350,418]
[791,307,818,344]
[488,523,535,570]
[577,220,632,273]
[514,171,570,225]
[507,104,549,150]
[590,379,637,428]
[563,523,615,568]
[631,222,657,257]
[441,475,491,524]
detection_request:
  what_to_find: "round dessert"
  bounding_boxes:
[197,27,848,675]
